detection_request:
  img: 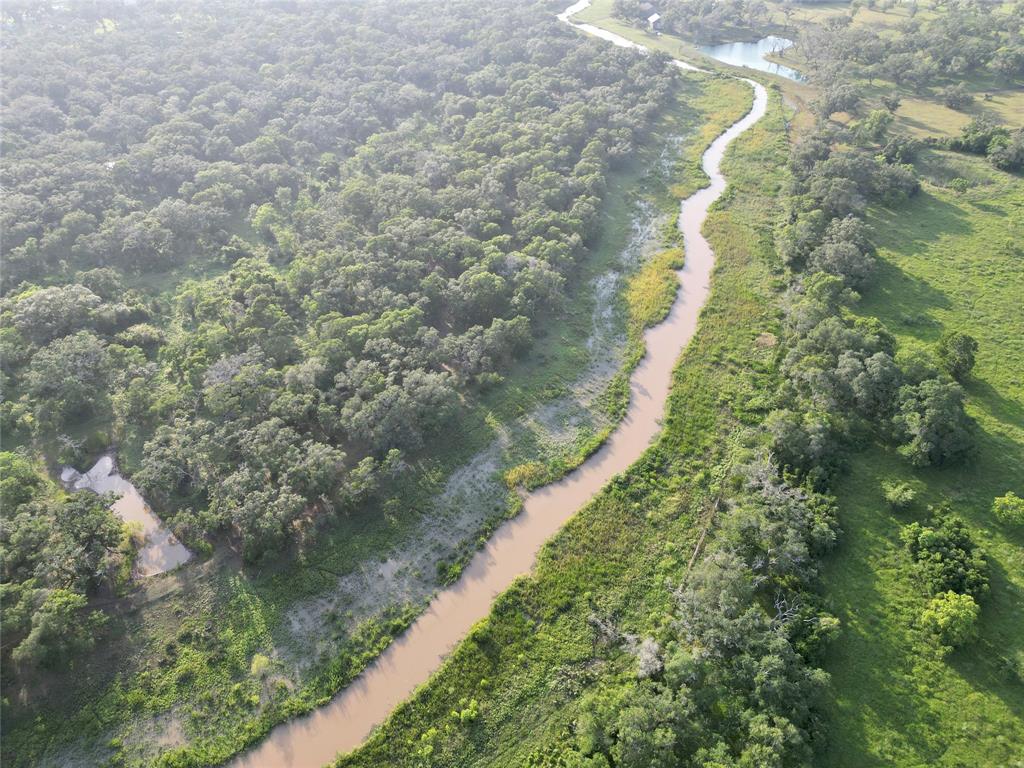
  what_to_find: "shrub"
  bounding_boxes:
[250,653,271,678]
[936,330,978,381]
[882,480,916,512]
[920,591,979,650]
[992,491,1024,526]
[988,129,1024,172]
[900,515,989,598]
[941,83,974,111]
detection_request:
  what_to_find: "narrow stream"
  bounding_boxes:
[227,4,768,766]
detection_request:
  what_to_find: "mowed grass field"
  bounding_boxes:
[820,151,1024,767]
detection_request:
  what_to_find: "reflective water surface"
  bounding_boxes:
[699,35,804,81]
[61,455,192,577]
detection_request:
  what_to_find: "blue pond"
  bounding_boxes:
[699,36,805,82]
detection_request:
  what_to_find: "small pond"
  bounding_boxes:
[699,35,805,82]
[61,455,192,577]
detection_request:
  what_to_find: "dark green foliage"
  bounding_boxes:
[531,463,839,768]
[987,129,1024,172]
[948,118,1024,172]
[900,514,989,599]
[24,331,111,431]
[0,0,677,559]
[936,330,978,381]
[773,117,974,482]
[800,6,1024,94]
[9,589,107,670]
[893,378,974,467]
[0,452,124,671]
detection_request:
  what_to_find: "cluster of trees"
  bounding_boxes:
[0,452,127,671]
[947,117,1024,172]
[801,1,1024,91]
[530,459,840,767]
[901,509,988,652]
[613,0,771,41]
[773,22,999,672]
[800,5,1024,173]
[771,119,976,479]
[0,0,677,560]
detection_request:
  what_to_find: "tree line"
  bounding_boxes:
[802,0,1024,90]
[614,0,772,41]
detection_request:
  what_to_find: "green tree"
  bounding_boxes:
[894,378,974,467]
[11,589,106,669]
[936,330,978,381]
[901,515,989,598]
[992,491,1024,526]
[0,452,42,509]
[920,591,979,650]
[882,480,916,512]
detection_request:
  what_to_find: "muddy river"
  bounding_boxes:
[61,455,192,577]
[226,3,768,765]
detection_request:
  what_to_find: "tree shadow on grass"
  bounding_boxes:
[859,257,951,339]
[819,448,946,767]
[869,187,972,252]
[965,378,1024,445]
[949,555,1024,722]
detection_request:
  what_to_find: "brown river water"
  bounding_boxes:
[227,4,768,765]
[61,455,192,577]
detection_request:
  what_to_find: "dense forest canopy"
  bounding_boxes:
[0,0,677,570]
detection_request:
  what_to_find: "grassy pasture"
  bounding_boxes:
[820,151,1024,767]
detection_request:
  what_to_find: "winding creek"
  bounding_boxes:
[227,3,768,766]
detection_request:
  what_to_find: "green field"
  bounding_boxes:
[820,151,1024,767]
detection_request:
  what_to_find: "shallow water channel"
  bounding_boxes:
[61,455,191,577]
[226,4,768,766]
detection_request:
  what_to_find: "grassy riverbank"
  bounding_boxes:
[1,77,712,768]
[565,11,1024,765]
[335,73,788,768]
